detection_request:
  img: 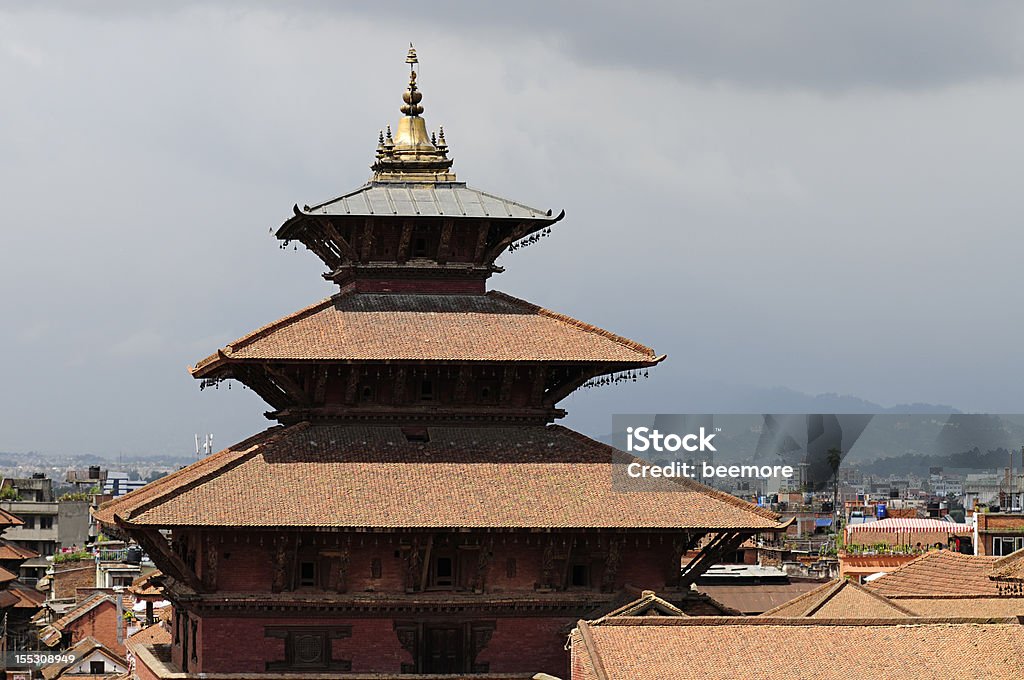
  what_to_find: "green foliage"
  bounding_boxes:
[58,492,91,502]
[53,550,92,564]
[0,487,21,501]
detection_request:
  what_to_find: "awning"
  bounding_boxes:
[132,599,170,612]
[815,518,833,527]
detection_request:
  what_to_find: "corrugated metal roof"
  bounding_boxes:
[303,182,553,220]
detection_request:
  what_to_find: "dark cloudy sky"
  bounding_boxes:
[2,2,1023,456]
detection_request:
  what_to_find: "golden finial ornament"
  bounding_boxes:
[370,45,456,182]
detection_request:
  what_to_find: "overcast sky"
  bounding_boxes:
[2,2,1024,456]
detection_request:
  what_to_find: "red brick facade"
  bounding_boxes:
[64,598,126,656]
[161,529,682,676]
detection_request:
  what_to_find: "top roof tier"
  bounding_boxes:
[275,46,563,292]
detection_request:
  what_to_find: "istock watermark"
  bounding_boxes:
[610,413,1024,495]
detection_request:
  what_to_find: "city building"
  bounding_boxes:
[40,637,129,680]
[96,50,784,678]
[970,512,1024,556]
[0,477,90,568]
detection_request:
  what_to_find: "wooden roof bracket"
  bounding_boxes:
[115,516,204,593]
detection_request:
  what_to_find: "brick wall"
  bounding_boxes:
[205,531,679,595]
[52,560,95,601]
[66,599,126,656]
[195,614,572,676]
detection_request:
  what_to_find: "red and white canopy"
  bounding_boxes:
[846,518,970,535]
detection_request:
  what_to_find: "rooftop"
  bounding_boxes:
[760,579,915,618]
[96,423,780,530]
[866,550,1001,597]
[192,290,659,375]
[299,182,557,221]
[573,618,1024,679]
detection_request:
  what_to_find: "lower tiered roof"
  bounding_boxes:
[95,424,780,531]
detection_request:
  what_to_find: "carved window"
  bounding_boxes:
[291,631,327,669]
[506,558,517,579]
[430,553,455,589]
[265,626,352,672]
[371,558,382,579]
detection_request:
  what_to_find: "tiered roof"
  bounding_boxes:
[297,183,558,221]
[192,291,660,376]
[97,424,779,530]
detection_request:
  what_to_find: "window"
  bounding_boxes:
[506,558,517,579]
[299,561,316,587]
[23,516,34,529]
[40,516,53,530]
[419,380,434,402]
[431,554,455,588]
[89,661,105,674]
[289,631,328,669]
[265,626,351,672]
[371,558,382,579]
[993,536,1024,556]
[570,563,590,588]
[477,379,499,404]
[112,574,135,588]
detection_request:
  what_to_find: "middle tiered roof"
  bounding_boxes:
[193,291,659,370]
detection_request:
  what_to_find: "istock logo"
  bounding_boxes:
[625,426,717,453]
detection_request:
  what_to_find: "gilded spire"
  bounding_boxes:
[401,44,424,117]
[371,44,456,183]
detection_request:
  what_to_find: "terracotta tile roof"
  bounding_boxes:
[52,592,114,631]
[127,622,171,647]
[0,590,19,608]
[990,548,1024,582]
[128,570,164,598]
[894,596,1024,617]
[0,565,17,583]
[192,291,659,374]
[596,591,687,620]
[96,424,780,530]
[8,581,44,608]
[573,618,1024,679]
[760,579,915,618]
[866,550,1001,597]
[0,539,38,560]
[42,635,126,680]
[0,507,24,526]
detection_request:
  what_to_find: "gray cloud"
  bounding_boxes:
[0,4,1023,455]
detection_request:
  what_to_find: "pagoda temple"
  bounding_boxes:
[97,47,782,679]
